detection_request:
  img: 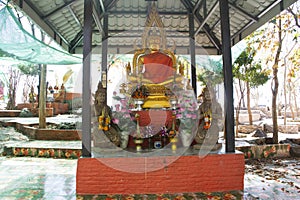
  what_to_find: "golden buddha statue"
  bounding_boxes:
[125,4,184,109]
[137,34,175,85]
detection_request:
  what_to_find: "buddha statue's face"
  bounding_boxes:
[148,36,161,51]
[96,91,106,103]
[203,88,211,101]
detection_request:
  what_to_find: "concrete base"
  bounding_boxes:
[193,143,222,151]
[76,152,244,195]
[15,123,81,140]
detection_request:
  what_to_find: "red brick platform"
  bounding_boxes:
[76,152,244,195]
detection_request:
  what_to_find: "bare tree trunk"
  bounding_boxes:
[234,85,240,137]
[289,83,295,120]
[6,76,13,110]
[278,99,282,116]
[272,71,279,144]
[292,82,298,118]
[253,88,259,108]
[283,54,287,125]
[284,41,296,123]
[235,79,245,137]
[235,104,241,137]
[235,102,242,137]
[242,96,245,108]
[22,76,30,103]
[271,18,282,144]
[39,64,47,128]
[246,82,253,125]
[6,68,20,110]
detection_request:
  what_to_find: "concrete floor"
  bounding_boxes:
[0,156,299,199]
[0,115,299,199]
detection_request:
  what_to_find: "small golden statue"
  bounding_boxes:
[131,86,146,99]
[178,61,184,76]
[54,83,66,103]
[126,62,131,75]
[29,86,36,103]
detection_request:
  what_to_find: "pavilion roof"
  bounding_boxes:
[8,0,297,55]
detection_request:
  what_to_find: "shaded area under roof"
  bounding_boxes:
[0,6,82,65]
[8,0,297,55]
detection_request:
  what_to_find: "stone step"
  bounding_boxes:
[263,124,299,134]
[0,110,21,117]
[236,143,291,159]
[2,140,82,159]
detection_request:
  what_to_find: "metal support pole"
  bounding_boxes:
[101,14,108,109]
[188,13,197,95]
[102,14,108,77]
[219,0,235,152]
[82,0,93,157]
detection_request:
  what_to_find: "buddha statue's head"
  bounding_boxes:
[95,82,106,105]
[201,86,212,102]
[147,34,161,51]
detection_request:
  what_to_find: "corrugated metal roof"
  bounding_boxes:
[9,0,298,55]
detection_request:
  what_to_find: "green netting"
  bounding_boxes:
[0,6,82,65]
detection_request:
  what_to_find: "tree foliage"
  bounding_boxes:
[233,47,270,88]
[289,48,300,81]
[17,64,39,76]
[197,59,223,87]
[233,46,270,130]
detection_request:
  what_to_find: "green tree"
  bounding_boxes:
[233,46,270,136]
[249,2,299,143]
[197,58,223,88]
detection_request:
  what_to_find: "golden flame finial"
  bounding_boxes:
[141,3,166,49]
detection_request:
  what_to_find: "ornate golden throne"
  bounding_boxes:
[125,4,183,109]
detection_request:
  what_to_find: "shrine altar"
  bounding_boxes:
[77,2,245,197]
